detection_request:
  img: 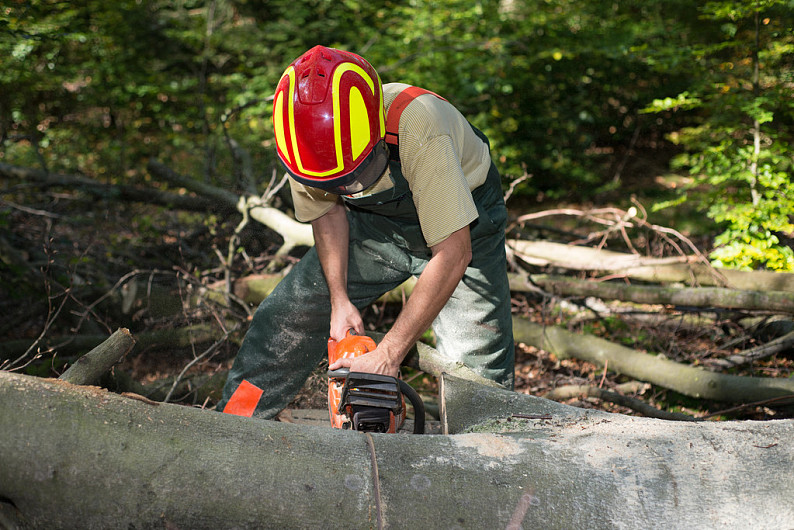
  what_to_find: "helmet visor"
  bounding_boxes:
[284,140,390,195]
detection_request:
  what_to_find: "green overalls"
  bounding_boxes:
[217,130,515,419]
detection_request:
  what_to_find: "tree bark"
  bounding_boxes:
[512,316,794,404]
[1,371,792,529]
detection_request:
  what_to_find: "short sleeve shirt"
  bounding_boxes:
[289,82,492,248]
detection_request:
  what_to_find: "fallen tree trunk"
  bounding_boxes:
[0,162,228,213]
[1,371,792,529]
[526,273,794,314]
[512,316,794,404]
[509,239,794,292]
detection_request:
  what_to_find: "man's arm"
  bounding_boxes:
[311,201,364,340]
[329,225,472,377]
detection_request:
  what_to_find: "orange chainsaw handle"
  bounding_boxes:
[327,329,376,366]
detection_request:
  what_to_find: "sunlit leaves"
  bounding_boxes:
[649,0,794,270]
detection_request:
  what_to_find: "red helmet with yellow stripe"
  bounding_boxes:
[273,46,388,194]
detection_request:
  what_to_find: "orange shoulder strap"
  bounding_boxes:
[384,86,446,161]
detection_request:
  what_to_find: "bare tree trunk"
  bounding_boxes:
[509,240,794,292]
[1,371,792,529]
[512,316,794,404]
[525,273,794,314]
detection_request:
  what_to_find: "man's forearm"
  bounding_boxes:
[311,201,349,305]
[312,201,366,339]
[378,226,472,365]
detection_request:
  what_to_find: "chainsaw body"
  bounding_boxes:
[330,370,403,432]
[327,332,423,434]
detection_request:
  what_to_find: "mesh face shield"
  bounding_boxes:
[284,140,389,195]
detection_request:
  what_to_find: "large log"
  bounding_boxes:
[1,371,793,529]
[525,273,794,314]
[509,239,794,292]
[512,316,794,404]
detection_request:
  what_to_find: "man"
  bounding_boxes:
[216,45,514,418]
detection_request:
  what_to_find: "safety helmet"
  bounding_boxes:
[273,45,388,194]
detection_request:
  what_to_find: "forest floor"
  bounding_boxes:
[3,156,793,422]
[281,293,794,423]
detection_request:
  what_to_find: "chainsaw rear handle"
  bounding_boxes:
[327,368,426,434]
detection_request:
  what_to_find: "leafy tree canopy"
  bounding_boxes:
[1,0,792,269]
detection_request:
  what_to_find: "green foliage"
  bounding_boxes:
[644,0,794,271]
[363,0,703,197]
[1,0,793,271]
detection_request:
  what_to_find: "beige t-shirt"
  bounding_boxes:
[289,82,492,247]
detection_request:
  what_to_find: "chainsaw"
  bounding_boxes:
[327,331,425,434]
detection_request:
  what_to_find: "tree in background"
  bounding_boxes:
[366,0,699,198]
[645,0,794,271]
[2,0,792,271]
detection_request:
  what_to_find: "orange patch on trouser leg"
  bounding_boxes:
[223,380,264,417]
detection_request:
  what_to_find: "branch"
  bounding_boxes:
[523,273,794,314]
[543,384,697,421]
[508,239,794,292]
[58,329,136,386]
[147,160,313,255]
[707,330,794,370]
[0,162,226,213]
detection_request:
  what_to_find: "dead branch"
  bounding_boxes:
[0,162,227,213]
[508,239,794,292]
[523,273,794,314]
[707,330,794,371]
[58,329,136,385]
[542,384,697,421]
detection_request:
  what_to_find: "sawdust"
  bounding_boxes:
[452,432,524,459]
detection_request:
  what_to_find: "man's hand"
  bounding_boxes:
[330,225,473,378]
[329,299,365,341]
[328,344,402,378]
